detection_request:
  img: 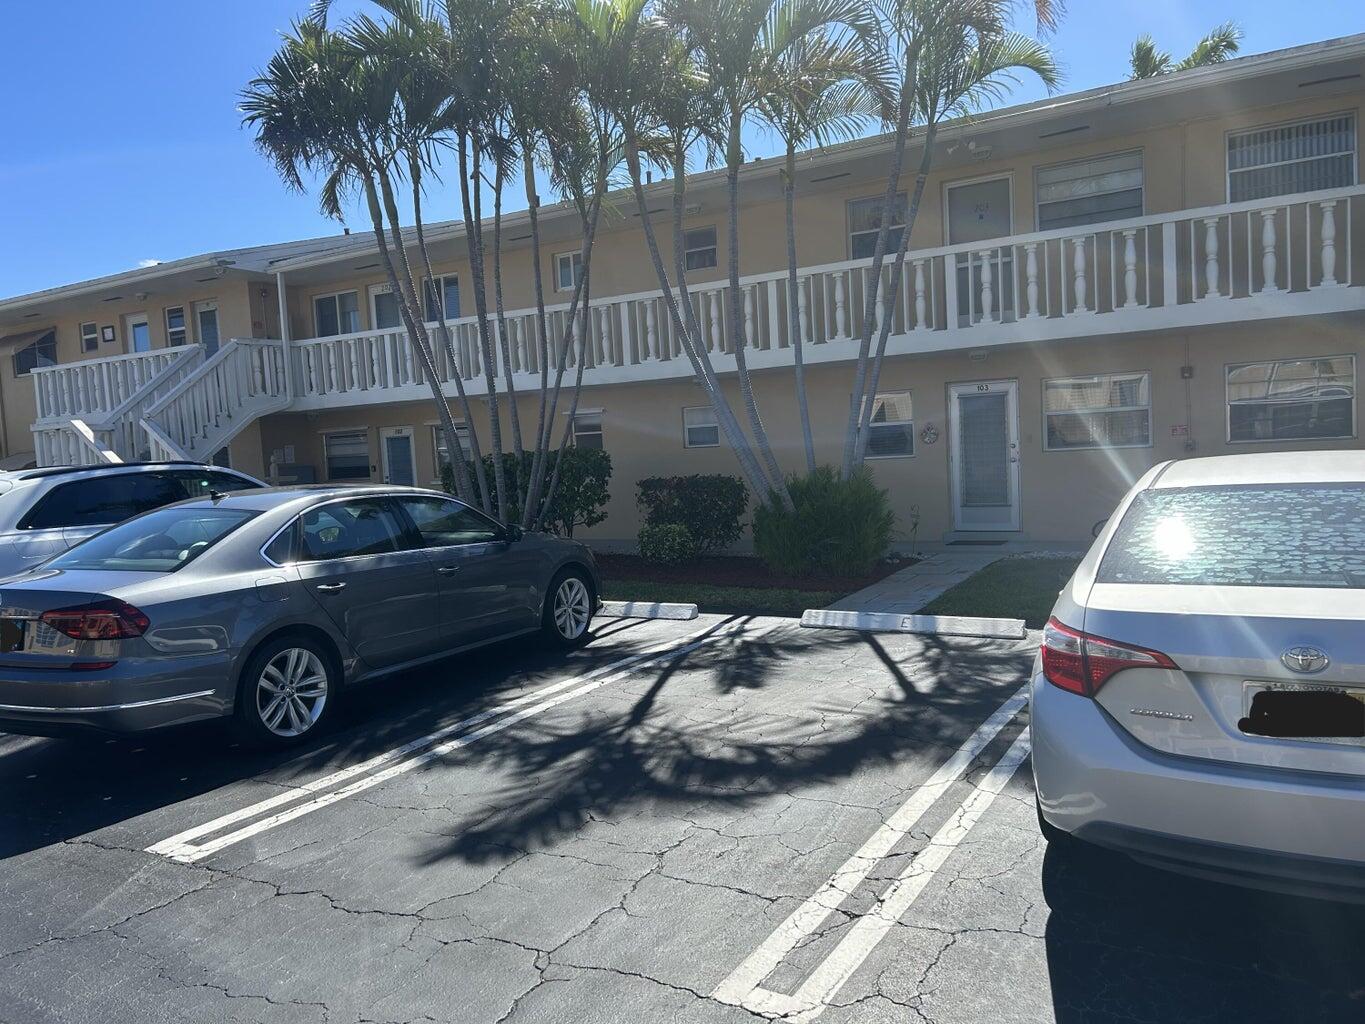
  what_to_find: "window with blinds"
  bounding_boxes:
[861,392,914,458]
[1044,373,1151,450]
[324,430,372,480]
[1036,151,1144,231]
[1228,114,1356,202]
[849,193,907,259]
[1227,356,1355,442]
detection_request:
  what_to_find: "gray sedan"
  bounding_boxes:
[0,485,601,746]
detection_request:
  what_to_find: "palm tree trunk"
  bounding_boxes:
[457,131,508,523]
[521,173,605,531]
[522,145,551,517]
[407,153,482,502]
[724,112,793,509]
[491,161,524,461]
[841,47,919,478]
[785,138,816,474]
[622,133,774,505]
[531,238,594,534]
[377,166,489,508]
[361,176,471,499]
[852,127,937,467]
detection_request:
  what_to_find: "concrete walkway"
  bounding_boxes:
[829,549,1007,615]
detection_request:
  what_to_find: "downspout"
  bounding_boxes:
[275,270,293,399]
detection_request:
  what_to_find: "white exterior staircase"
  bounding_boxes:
[31,339,289,467]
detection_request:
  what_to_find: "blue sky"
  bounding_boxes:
[0,0,1358,298]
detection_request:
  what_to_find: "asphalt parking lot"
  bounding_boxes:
[3,613,1365,1024]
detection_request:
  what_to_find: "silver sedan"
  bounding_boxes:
[0,485,600,746]
[1033,450,1365,901]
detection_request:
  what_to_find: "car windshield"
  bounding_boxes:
[1098,484,1365,589]
[46,507,257,573]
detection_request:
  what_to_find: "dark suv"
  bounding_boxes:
[0,462,264,579]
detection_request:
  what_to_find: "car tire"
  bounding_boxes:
[232,633,338,748]
[542,568,595,649]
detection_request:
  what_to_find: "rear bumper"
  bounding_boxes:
[1031,672,1365,896]
[0,654,235,736]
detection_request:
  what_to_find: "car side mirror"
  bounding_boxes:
[504,524,524,543]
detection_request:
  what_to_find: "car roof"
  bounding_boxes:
[1152,450,1365,489]
[170,484,450,513]
[0,462,254,484]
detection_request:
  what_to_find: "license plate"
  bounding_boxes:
[0,619,24,654]
[1240,681,1365,742]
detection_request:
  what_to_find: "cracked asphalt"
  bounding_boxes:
[3,613,1365,1023]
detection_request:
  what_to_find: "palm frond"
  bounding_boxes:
[1176,21,1243,71]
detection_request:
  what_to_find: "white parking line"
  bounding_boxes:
[712,686,1030,1021]
[149,618,778,864]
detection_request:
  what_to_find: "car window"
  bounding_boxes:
[22,472,188,530]
[297,499,407,562]
[170,469,261,498]
[1097,484,1365,589]
[45,508,257,573]
[262,522,297,565]
[398,496,503,547]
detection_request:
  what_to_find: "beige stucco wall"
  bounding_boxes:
[250,312,1365,547]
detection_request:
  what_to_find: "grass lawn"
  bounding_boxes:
[919,555,1082,629]
[601,581,844,619]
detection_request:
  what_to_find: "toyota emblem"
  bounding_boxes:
[1281,646,1330,675]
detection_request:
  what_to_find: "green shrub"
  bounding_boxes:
[636,474,748,554]
[638,523,698,565]
[752,466,894,575]
[440,446,612,537]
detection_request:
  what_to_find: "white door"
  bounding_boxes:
[380,426,417,486]
[125,313,151,353]
[194,301,220,356]
[948,380,1021,532]
[946,176,1014,326]
[369,283,401,330]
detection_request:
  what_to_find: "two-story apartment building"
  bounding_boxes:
[2,34,1362,547]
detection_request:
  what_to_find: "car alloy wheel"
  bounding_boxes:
[256,647,329,738]
[553,577,591,641]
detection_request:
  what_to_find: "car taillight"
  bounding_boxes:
[40,600,150,641]
[1041,617,1176,697]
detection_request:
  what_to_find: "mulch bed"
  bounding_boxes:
[594,553,916,592]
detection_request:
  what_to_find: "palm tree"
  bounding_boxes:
[662,0,880,509]
[849,20,1058,466]
[241,19,480,504]
[839,0,1059,477]
[576,0,790,507]
[1129,23,1242,80]
[759,26,885,472]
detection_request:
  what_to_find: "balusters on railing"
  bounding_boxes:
[646,301,659,360]
[977,250,995,323]
[1121,230,1139,308]
[1070,236,1090,313]
[742,289,754,351]
[1320,200,1340,286]
[1258,209,1279,292]
[1201,217,1222,300]
[833,273,848,338]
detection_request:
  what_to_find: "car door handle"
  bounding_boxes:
[315,582,347,592]
[436,565,461,575]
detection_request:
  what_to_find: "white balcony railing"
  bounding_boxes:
[286,186,1362,408]
[28,187,1365,469]
[32,346,199,423]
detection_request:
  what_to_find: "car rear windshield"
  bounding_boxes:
[1098,484,1365,589]
[45,507,257,573]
